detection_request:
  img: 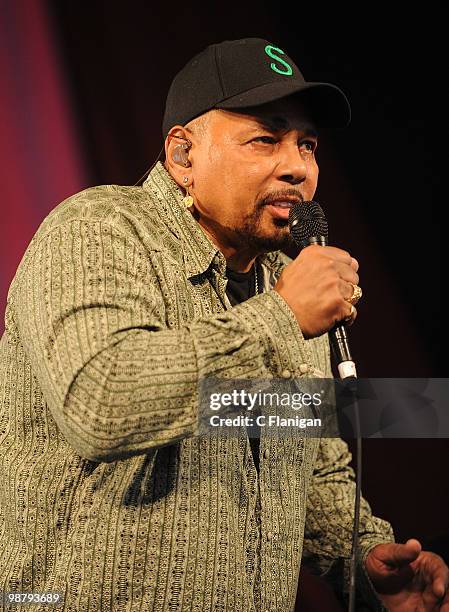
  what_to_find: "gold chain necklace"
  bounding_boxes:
[254,261,259,295]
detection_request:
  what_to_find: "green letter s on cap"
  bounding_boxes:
[264,45,293,76]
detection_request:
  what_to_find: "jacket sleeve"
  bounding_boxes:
[12,218,311,462]
[301,336,394,609]
[303,436,394,609]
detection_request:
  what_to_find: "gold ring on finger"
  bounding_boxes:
[348,283,362,305]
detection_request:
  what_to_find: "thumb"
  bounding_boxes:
[376,539,422,568]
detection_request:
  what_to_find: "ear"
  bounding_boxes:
[164,126,193,188]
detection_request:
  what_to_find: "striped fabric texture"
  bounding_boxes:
[0,163,393,611]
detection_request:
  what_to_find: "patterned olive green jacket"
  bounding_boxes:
[0,162,393,611]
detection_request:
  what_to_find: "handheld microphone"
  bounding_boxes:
[288,200,357,380]
[289,200,361,612]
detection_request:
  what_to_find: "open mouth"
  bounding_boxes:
[265,200,298,219]
[268,201,294,208]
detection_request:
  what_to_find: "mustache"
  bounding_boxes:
[257,189,305,208]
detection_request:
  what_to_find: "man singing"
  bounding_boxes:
[1,38,448,611]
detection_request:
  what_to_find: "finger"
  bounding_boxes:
[422,554,449,599]
[376,540,422,568]
[439,590,449,612]
[343,304,357,325]
[416,549,447,579]
[434,576,447,599]
[431,564,449,600]
[350,257,359,272]
[441,597,449,612]
[308,245,354,264]
[335,262,359,286]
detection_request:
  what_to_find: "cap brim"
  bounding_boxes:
[215,81,351,128]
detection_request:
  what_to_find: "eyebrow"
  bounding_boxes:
[256,116,318,138]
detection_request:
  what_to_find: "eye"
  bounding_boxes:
[252,136,277,144]
[300,140,317,153]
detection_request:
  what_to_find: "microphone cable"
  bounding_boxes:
[342,376,362,612]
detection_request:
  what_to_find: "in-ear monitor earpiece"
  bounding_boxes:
[171,138,192,167]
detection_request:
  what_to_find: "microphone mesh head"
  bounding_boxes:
[288,200,328,246]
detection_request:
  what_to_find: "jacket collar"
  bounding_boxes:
[142,162,288,282]
[143,162,221,278]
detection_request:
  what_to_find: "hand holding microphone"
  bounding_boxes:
[274,243,360,339]
[274,200,362,379]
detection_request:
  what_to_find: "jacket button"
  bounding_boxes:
[299,363,309,374]
[264,449,270,459]
[267,531,273,541]
[281,369,291,379]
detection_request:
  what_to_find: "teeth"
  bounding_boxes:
[272,202,293,208]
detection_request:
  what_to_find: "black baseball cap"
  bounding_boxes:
[162,37,351,137]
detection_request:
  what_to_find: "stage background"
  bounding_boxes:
[1,0,447,603]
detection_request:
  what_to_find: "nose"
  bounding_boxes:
[275,142,308,185]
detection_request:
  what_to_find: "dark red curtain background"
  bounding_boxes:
[1,0,447,604]
[0,0,89,321]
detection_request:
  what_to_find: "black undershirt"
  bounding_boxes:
[225,265,257,306]
[225,264,261,471]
